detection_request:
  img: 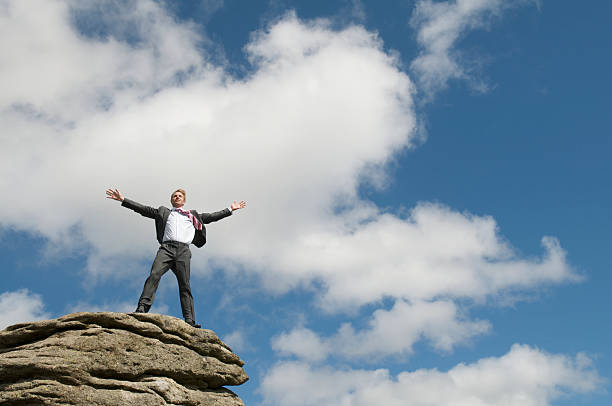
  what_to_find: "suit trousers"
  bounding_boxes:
[138,241,195,323]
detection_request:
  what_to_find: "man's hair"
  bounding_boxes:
[171,188,186,201]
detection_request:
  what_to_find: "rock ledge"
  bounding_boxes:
[0,312,248,405]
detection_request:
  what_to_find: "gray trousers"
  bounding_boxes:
[137,241,195,323]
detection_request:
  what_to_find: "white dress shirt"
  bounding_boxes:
[162,206,233,244]
[162,208,196,244]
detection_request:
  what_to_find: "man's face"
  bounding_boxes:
[171,192,185,208]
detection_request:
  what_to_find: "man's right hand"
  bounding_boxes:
[106,188,124,202]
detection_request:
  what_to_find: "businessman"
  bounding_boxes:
[106,188,246,328]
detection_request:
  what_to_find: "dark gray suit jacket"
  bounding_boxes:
[121,198,232,248]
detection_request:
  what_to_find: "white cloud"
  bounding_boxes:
[273,326,333,362]
[249,203,577,312]
[0,1,577,318]
[222,330,252,353]
[0,289,50,329]
[410,0,532,97]
[273,299,490,362]
[0,0,203,120]
[261,344,604,406]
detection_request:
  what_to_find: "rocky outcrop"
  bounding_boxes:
[0,312,248,405]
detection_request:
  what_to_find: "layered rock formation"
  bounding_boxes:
[0,312,248,405]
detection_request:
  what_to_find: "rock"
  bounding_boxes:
[0,312,248,405]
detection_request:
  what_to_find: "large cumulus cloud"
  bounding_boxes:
[0,0,575,313]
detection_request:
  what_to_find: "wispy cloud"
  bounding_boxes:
[410,0,533,98]
[221,330,252,353]
[273,300,490,362]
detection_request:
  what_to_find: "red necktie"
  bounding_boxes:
[176,208,203,230]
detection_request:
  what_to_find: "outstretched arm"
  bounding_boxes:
[198,200,246,224]
[105,188,157,219]
[105,188,124,202]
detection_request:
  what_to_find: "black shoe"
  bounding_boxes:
[134,305,147,313]
[186,320,201,328]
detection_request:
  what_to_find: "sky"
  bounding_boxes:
[0,0,611,405]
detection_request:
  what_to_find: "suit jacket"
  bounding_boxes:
[121,198,232,248]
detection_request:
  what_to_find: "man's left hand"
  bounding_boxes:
[231,200,247,211]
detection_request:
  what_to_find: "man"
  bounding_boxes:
[106,188,246,328]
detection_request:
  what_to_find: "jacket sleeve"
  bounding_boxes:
[121,198,158,219]
[198,208,232,224]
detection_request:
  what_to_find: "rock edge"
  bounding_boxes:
[0,312,248,405]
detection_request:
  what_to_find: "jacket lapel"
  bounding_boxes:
[161,207,171,224]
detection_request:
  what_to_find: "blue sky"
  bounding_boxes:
[1,1,610,405]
